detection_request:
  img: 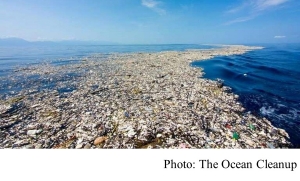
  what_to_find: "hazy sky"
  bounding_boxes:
[1,0,299,44]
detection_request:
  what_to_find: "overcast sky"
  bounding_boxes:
[0,0,299,44]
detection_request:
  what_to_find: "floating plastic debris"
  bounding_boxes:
[249,124,255,131]
[0,45,291,149]
[225,124,232,129]
[124,111,130,118]
[266,142,275,149]
[232,132,240,140]
[240,119,246,125]
[216,78,224,88]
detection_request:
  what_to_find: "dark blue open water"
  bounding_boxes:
[191,44,300,146]
[1,44,299,146]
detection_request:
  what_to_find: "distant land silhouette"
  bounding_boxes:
[0,37,117,46]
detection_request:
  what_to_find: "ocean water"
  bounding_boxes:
[191,44,300,146]
[0,44,213,71]
[0,44,213,97]
[0,44,299,146]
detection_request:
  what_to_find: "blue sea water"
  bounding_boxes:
[0,44,213,96]
[0,44,299,146]
[191,44,300,146]
[0,44,212,72]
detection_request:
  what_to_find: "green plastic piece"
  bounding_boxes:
[232,132,240,140]
[249,124,255,130]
